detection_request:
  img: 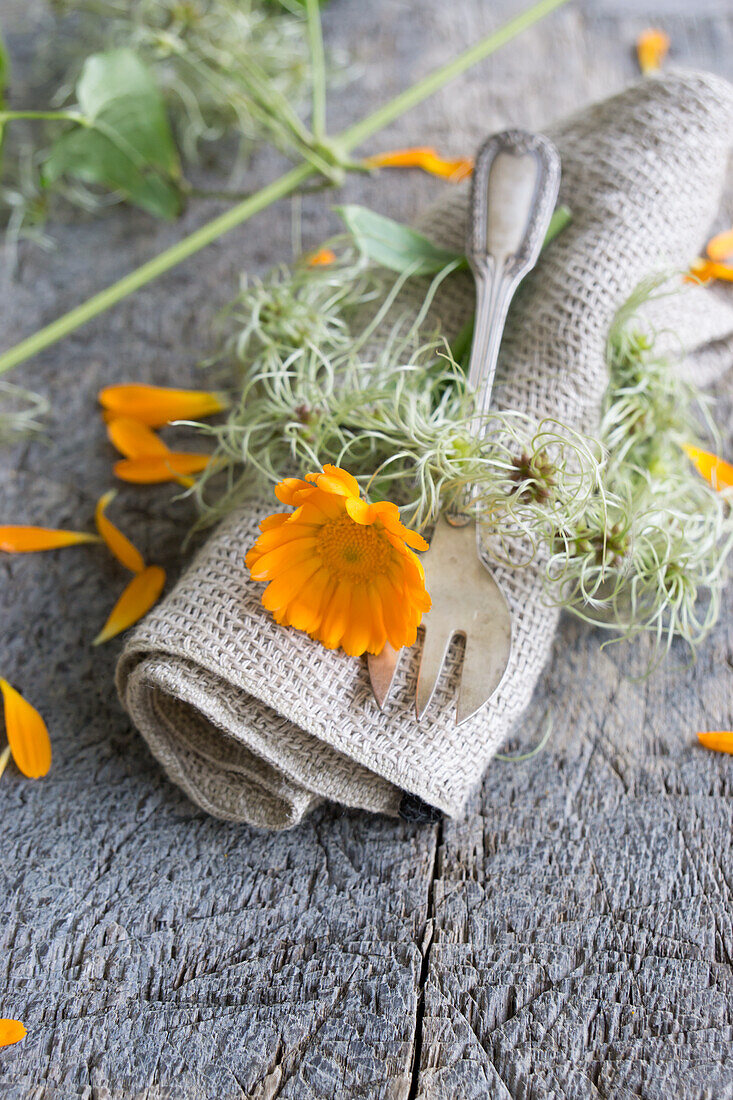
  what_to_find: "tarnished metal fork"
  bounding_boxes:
[369,130,561,724]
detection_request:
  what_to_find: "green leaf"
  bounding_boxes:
[42,49,182,220]
[544,204,572,246]
[337,204,465,276]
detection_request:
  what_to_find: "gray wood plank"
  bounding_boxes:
[0,0,731,1096]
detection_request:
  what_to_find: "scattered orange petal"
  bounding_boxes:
[106,417,170,459]
[706,261,733,283]
[698,731,733,755]
[93,565,166,645]
[95,491,145,574]
[99,384,228,428]
[0,1020,26,1046]
[636,28,670,73]
[682,444,733,490]
[113,454,212,484]
[686,257,733,284]
[685,257,714,284]
[706,227,733,263]
[0,527,99,553]
[306,247,336,267]
[364,146,474,183]
[0,679,51,779]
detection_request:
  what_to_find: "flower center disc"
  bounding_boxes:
[317,514,391,581]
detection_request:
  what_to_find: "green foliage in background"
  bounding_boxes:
[0,0,316,238]
[42,49,182,219]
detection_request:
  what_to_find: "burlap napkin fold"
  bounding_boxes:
[118,72,733,829]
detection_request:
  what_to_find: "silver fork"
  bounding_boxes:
[369,130,561,723]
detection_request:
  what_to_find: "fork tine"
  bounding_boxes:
[416,624,454,721]
[367,643,400,710]
[456,606,511,724]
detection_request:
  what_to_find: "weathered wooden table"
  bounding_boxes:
[2,1,732,1096]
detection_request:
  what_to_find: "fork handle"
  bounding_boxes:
[466,130,561,431]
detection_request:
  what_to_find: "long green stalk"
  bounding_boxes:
[0,0,569,376]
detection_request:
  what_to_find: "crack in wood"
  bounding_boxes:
[408,818,442,1100]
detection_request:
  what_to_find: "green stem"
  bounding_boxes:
[305,0,327,142]
[0,162,313,374]
[340,0,570,149]
[0,109,82,123]
[0,0,570,376]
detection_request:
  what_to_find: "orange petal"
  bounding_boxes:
[113,453,212,484]
[0,679,51,779]
[0,526,99,553]
[345,496,373,524]
[99,384,228,428]
[706,227,733,263]
[682,444,733,490]
[364,146,474,182]
[93,565,166,645]
[306,247,336,267]
[275,477,312,506]
[698,731,733,755]
[636,28,670,73]
[312,464,361,498]
[0,1020,26,1047]
[685,257,714,284]
[705,261,733,283]
[107,417,170,459]
[95,491,145,574]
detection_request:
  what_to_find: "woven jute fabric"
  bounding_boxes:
[118,72,733,829]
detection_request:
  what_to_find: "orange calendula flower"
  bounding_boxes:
[698,731,733,755]
[93,564,166,645]
[706,227,733,263]
[636,28,670,73]
[95,491,145,574]
[99,384,228,428]
[364,146,474,183]
[306,247,336,267]
[682,444,733,491]
[0,679,51,779]
[246,464,431,656]
[0,1020,26,1046]
[0,527,99,553]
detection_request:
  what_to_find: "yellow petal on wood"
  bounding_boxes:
[364,146,473,182]
[95,491,145,574]
[682,444,733,490]
[706,227,733,263]
[106,417,170,459]
[99,384,228,427]
[0,527,100,553]
[113,453,212,484]
[636,28,670,73]
[0,1020,26,1046]
[0,679,51,779]
[698,731,733,755]
[0,744,12,781]
[93,565,166,645]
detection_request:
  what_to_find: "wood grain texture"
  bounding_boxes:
[0,0,732,1096]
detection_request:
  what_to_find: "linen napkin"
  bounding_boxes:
[118,72,733,829]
